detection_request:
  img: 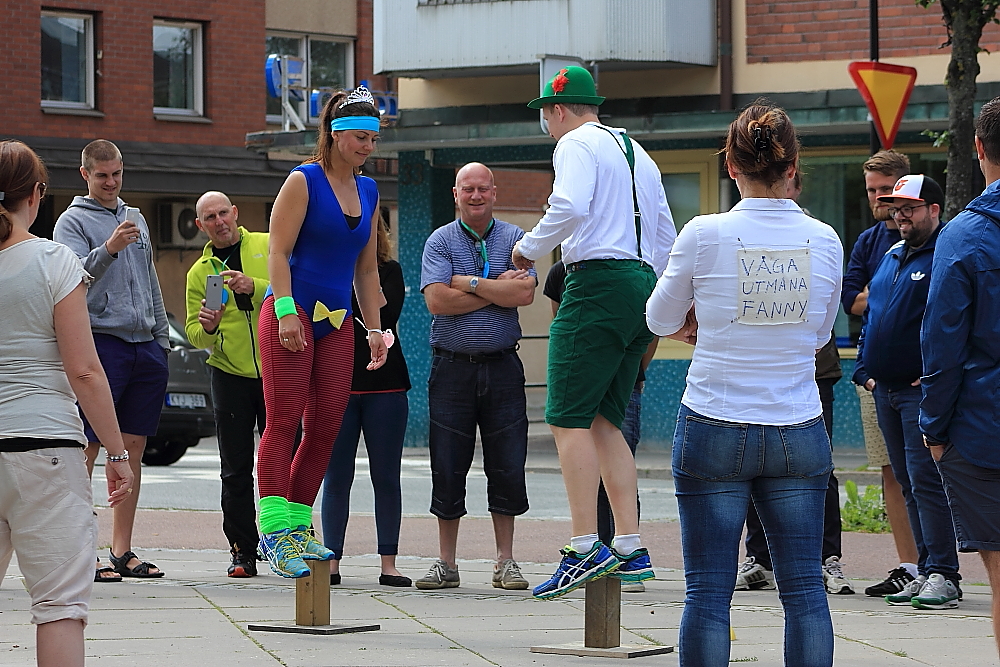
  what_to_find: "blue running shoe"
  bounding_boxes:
[532,542,620,600]
[289,526,336,561]
[610,547,655,582]
[259,529,310,578]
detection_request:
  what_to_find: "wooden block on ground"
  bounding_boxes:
[295,560,331,626]
[248,622,380,636]
[529,643,674,659]
[584,576,621,648]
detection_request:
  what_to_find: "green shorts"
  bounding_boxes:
[546,259,656,430]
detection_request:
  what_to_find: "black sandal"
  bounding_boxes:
[95,559,122,583]
[109,550,165,578]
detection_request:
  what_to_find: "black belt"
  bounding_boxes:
[566,258,647,273]
[433,346,517,364]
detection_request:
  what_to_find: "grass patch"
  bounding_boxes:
[841,480,891,533]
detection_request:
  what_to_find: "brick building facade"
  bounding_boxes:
[746,0,1000,63]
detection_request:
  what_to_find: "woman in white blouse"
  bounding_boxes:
[0,140,133,667]
[646,103,843,667]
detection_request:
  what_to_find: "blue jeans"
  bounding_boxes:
[673,404,834,667]
[321,391,408,559]
[872,384,959,579]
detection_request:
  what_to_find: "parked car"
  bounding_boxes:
[143,313,215,466]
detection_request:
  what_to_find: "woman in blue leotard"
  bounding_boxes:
[256,86,389,578]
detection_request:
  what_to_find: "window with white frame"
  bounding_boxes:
[153,21,203,115]
[265,33,353,124]
[41,11,94,109]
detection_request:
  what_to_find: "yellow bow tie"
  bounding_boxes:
[312,301,347,329]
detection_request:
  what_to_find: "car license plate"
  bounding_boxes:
[166,393,206,409]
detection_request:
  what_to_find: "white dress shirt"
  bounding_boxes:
[646,198,844,425]
[517,122,676,276]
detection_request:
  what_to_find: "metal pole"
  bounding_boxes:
[869,0,880,155]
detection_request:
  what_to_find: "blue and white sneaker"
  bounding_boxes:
[610,547,655,582]
[259,528,310,578]
[288,526,336,561]
[532,542,620,600]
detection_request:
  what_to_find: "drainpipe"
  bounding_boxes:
[719,0,733,111]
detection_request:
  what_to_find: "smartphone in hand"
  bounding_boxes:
[205,275,224,311]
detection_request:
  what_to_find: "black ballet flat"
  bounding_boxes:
[379,574,412,587]
[330,572,341,585]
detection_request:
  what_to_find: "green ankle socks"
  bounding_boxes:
[259,496,289,534]
[288,502,313,530]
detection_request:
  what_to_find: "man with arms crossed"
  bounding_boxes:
[512,67,676,599]
[53,139,169,579]
[418,162,536,591]
[842,151,920,596]
[922,97,1000,653]
[185,191,269,577]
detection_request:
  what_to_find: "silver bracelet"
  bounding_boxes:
[107,451,130,463]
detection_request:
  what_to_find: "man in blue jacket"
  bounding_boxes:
[922,97,1000,653]
[854,174,961,610]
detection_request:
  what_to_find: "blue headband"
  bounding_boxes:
[331,116,380,132]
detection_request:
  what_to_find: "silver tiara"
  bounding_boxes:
[339,86,375,109]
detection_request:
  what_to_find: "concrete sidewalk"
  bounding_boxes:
[2,548,996,666]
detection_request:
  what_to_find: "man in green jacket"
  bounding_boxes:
[185,191,270,577]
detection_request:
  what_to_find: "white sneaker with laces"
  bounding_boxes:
[734,556,775,590]
[822,556,855,594]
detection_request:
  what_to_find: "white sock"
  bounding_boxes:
[570,534,598,553]
[901,562,918,578]
[612,534,642,555]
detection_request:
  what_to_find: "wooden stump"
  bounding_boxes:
[296,560,331,626]
[248,560,380,636]
[584,576,621,648]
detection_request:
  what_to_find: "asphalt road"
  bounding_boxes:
[91,436,682,520]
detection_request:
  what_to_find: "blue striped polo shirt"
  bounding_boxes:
[420,219,534,354]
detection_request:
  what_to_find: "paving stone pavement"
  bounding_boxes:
[3,548,997,666]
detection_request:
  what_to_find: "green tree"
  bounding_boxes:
[916,0,1000,218]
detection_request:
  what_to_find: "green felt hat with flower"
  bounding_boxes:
[527,66,605,109]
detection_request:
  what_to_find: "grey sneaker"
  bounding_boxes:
[735,556,775,591]
[620,581,646,593]
[885,575,926,605]
[822,556,855,594]
[492,558,529,590]
[911,573,962,610]
[415,559,460,590]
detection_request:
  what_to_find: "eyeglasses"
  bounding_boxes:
[888,203,927,219]
[37,182,47,198]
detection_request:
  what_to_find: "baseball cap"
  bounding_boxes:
[878,174,945,209]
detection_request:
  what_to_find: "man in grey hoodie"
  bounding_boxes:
[53,139,169,580]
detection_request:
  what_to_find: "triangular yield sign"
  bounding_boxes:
[848,62,918,150]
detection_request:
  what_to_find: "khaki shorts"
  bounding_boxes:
[0,447,96,626]
[855,385,890,468]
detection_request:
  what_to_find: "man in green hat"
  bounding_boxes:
[512,65,677,599]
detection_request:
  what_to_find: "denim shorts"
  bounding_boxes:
[427,351,528,519]
[936,443,1000,552]
[81,334,169,441]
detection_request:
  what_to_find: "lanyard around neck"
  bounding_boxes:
[459,218,494,278]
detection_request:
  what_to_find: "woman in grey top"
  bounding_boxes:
[0,140,133,667]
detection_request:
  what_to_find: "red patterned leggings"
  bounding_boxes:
[257,296,353,505]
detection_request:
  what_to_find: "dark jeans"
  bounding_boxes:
[211,367,265,555]
[673,404,834,667]
[321,391,408,560]
[597,386,642,545]
[873,384,959,579]
[428,351,529,519]
[745,378,842,567]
